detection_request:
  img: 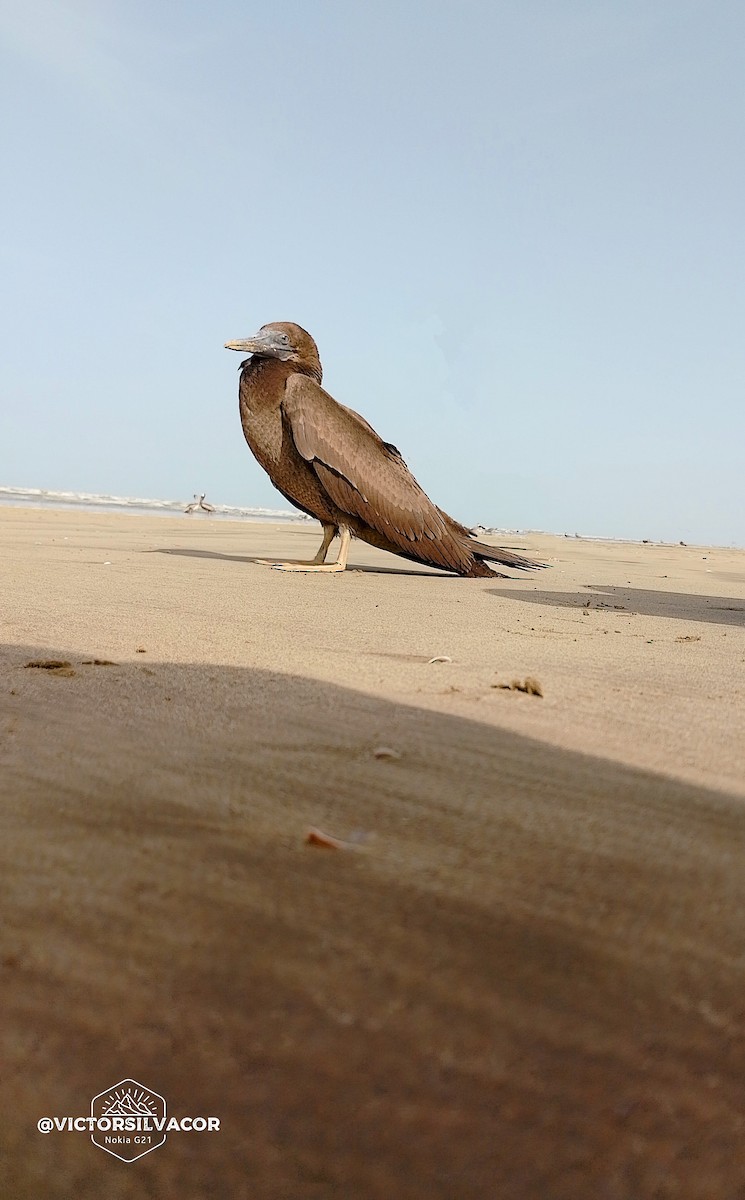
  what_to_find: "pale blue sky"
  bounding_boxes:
[1,1,743,544]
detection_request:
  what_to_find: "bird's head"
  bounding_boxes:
[224,322,322,382]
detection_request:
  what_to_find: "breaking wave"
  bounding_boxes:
[0,485,309,523]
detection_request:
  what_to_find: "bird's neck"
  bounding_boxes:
[240,354,322,396]
[238,359,288,420]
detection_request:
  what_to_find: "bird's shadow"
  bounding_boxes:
[487,583,745,627]
[150,547,447,578]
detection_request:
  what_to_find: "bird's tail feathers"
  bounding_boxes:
[466,538,545,572]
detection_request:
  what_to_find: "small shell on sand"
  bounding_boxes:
[428,655,452,664]
[373,746,401,761]
[305,827,348,850]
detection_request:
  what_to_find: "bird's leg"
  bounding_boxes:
[254,524,339,568]
[271,526,351,573]
[310,523,338,564]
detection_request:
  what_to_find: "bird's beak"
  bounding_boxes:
[224,335,265,352]
[224,327,291,355]
[225,329,294,363]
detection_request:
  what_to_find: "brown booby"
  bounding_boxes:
[224,322,542,577]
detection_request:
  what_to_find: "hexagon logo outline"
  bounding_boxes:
[90,1078,167,1163]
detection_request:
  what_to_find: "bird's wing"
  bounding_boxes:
[282,375,468,571]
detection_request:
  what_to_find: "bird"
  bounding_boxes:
[185,493,216,514]
[223,322,542,577]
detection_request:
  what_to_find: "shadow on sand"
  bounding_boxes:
[488,583,745,626]
[152,546,446,578]
[1,647,744,1199]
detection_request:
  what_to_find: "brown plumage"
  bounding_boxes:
[224,322,542,577]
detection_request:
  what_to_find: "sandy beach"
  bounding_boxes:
[1,504,744,1199]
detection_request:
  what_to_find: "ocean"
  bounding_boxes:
[1,485,717,547]
[0,485,310,524]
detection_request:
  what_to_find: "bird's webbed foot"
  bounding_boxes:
[254,557,326,567]
[270,560,347,573]
[264,527,351,574]
[254,523,341,570]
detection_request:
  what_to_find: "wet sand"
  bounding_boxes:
[1,506,744,1199]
